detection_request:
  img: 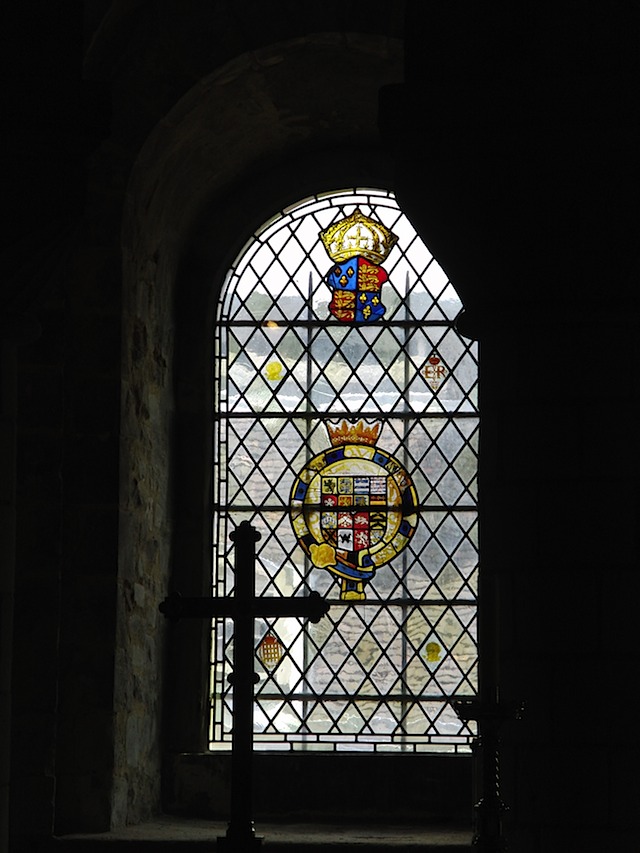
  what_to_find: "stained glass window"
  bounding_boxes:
[210,188,479,752]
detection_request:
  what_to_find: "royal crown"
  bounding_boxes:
[320,209,398,265]
[326,418,381,447]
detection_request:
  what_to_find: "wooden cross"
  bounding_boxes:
[159,519,330,850]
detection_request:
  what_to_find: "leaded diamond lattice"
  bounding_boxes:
[210,188,478,752]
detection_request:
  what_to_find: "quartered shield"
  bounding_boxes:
[327,257,388,323]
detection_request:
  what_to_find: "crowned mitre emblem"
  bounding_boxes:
[320,209,398,324]
[290,419,418,600]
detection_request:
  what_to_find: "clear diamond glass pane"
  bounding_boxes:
[211,188,478,752]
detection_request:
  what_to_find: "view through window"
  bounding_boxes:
[210,188,478,752]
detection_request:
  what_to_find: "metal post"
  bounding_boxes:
[455,691,523,853]
[220,520,263,851]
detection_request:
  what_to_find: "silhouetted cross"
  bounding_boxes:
[159,520,330,850]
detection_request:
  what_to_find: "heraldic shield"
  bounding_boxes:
[320,208,398,324]
[327,258,388,323]
[290,420,419,600]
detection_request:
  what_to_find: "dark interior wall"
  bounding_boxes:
[0,344,18,853]
[385,4,640,851]
[3,1,116,842]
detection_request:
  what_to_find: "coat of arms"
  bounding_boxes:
[320,209,398,323]
[290,419,419,600]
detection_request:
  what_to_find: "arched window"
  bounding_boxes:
[210,188,478,752]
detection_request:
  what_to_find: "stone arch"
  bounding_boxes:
[117,34,403,820]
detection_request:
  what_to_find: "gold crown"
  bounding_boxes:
[326,419,381,447]
[320,209,398,264]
